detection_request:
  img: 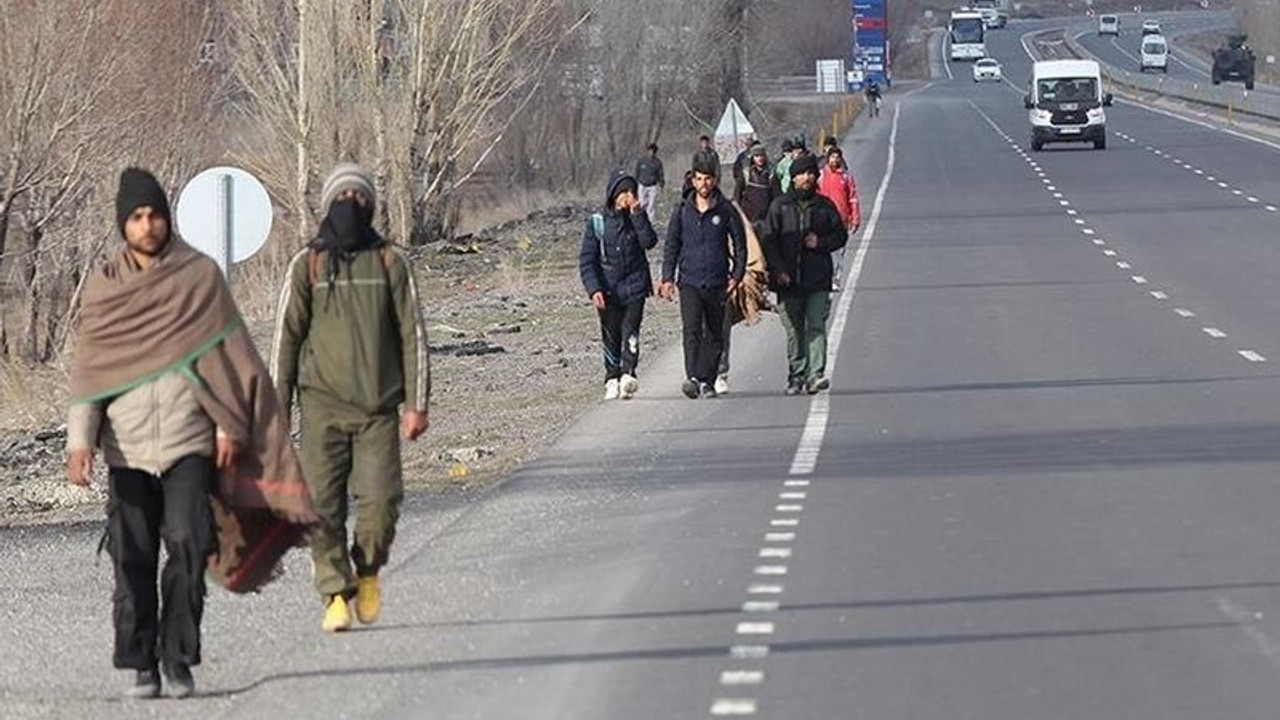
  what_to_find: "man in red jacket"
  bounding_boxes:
[817,146,861,290]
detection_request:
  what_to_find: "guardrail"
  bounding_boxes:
[1060,33,1280,122]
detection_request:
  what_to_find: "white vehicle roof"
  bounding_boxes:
[1143,34,1167,44]
[951,10,984,19]
[976,58,1000,65]
[1033,59,1101,80]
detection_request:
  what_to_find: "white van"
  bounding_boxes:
[1098,15,1120,36]
[1025,60,1113,151]
[1141,34,1169,72]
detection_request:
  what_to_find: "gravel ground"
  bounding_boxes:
[0,195,685,527]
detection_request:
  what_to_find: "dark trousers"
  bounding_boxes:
[718,308,733,376]
[598,300,645,381]
[106,455,215,671]
[679,284,727,384]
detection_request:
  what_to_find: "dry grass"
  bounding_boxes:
[0,361,68,432]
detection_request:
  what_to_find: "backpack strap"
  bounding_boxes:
[307,245,394,285]
[591,213,610,270]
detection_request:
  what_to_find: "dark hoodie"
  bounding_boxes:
[579,171,660,305]
[761,184,846,295]
[662,185,746,289]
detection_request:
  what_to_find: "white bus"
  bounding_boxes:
[949,10,987,61]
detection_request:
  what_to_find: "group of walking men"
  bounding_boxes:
[66,163,428,699]
[580,132,861,400]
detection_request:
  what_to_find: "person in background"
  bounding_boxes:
[634,143,665,219]
[817,146,862,291]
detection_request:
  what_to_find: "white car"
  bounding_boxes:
[1141,19,1161,35]
[1098,15,1119,36]
[973,58,1003,82]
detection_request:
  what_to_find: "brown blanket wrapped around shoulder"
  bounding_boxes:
[70,239,317,593]
[728,202,774,325]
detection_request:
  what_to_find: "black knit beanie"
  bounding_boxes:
[115,168,171,238]
[790,154,820,179]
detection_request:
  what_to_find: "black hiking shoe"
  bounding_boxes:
[125,668,161,699]
[164,663,195,699]
[785,379,804,396]
[698,382,718,399]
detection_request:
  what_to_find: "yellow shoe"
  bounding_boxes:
[322,594,352,633]
[356,575,381,625]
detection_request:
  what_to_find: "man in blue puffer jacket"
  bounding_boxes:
[579,171,660,400]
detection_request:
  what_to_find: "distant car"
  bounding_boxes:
[973,58,1003,82]
[1098,15,1119,35]
[1141,34,1169,72]
[1141,19,1161,35]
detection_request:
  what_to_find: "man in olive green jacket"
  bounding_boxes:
[272,163,430,632]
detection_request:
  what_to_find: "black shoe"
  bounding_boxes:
[698,381,718,399]
[785,380,804,396]
[807,376,830,394]
[164,663,195,699]
[681,378,700,399]
[125,668,161,699]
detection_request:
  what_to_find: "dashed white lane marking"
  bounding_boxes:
[1218,182,1230,188]
[765,532,796,542]
[779,492,807,500]
[742,601,781,613]
[720,671,765,686]
[747,584,784,595]
[753,565,788,576]
[775,504,803,513]
[1203,327,1228,338]
[1053,192,1064,198]
[1240,350,1268,362]
[1067,209,1079,216]
[729,646,769,659]
[1060,200,1071,206]
[1175,308,1196,318]
[1116,261,1131,269]
[1092,238,1106,246]
[736,622,775,635]
[770,518,799,527]
[1248,197,1259,203]
[1150,291,1169,300]
[710,698,758,716]
[1232,190,1244,196]
[1104,249,1117,256]
[1132,276,1148,284]
[1082,229,1095,235]
[759,548,792,559]
[1195,169,1204,175]
[1267,206,1278,212]
[1047,185,1057,191]
[783,480,809,487]
[1207,176,1217,181]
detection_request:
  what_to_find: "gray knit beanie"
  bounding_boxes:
[320,163,377,218]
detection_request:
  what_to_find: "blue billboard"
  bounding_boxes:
[850,0,890,90]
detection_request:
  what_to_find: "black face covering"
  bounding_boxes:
[315,198,380,254]
[311,198,384,293]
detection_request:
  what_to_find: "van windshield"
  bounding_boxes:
[1143,41,1167,54]
[1037,77,1098,103]
[1101,15,1117,22]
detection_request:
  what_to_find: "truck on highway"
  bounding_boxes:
[949,9,987,61]
[1024,59,1113,151]
[1212,34,1256,90]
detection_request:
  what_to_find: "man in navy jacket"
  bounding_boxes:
[658,159,747,399]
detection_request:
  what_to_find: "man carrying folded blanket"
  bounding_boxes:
[66,168,317,700]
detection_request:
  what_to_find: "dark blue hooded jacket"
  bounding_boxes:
[579,171,659,305]
[661,186,746,289]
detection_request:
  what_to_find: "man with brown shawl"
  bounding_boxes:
[66,168,316,700]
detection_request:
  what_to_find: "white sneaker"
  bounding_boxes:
[604,378,620,400]
[714,375,730,395]
[619,374,639,399]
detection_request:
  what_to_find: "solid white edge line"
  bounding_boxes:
[788,99,903,476]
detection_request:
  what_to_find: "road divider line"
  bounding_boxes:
[711,699,758,716]
[1240,350,1268,362]
[788,100,901,476]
